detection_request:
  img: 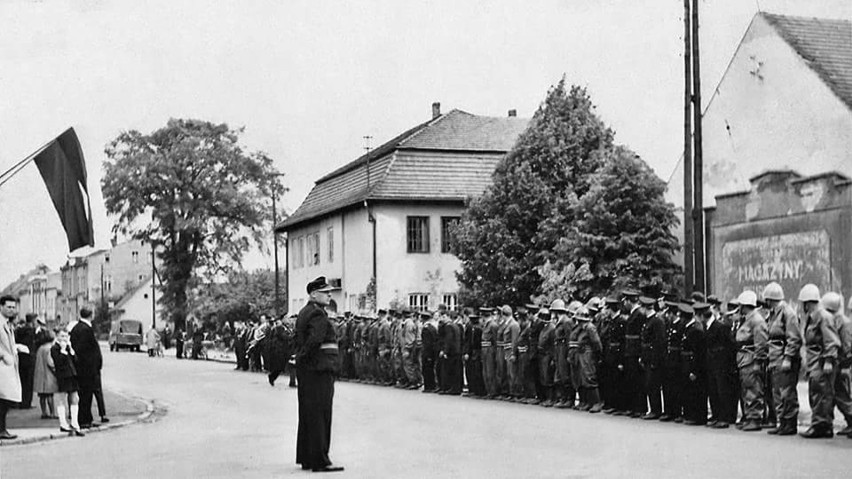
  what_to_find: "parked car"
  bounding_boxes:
[109,319,143,352]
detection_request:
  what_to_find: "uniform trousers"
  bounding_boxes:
[403,348,420,385]
[682,372,707,424]
[482,346,498,397]
[494,352,506,395]
[296,368,334,470]
[421,353,437,391]
[834,367,852,424]
[763,366,777,425]
[465,352,485,396]
[739,363,765,423]
[662,359,683,418]
[643,365,663,415]
[624,359,645,413]
[519,352,536,397]
[769,363,800,425]
[505,353,520,397]
[808,367,836,430]
[707,364,736,424]
[441,355,462,394]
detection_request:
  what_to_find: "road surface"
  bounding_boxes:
[2,348,851,478]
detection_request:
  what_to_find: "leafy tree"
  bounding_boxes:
[451,79,613,306]
[540,146,681,299]
[188,269,281,331]
[102,119,285,330]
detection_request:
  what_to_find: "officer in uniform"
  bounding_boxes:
[537,307,556,407]
[500,306,521,400]
[463,312,486,398]
[525,304,545,404]
[294,277,344,473]
[734,290,768,432]
[376,310,393,386]
[401,310,421,389]
[481,307,500,399]
[438,310,463,395]
[574,307,603,412]
[639,296,665,420]
[822,292,852,438]
[494,308,510,399]
[552,299,576,408]
[681,303,707,426]
[420,311,439,392]
[799,284,840,438]
[703,299,736,429]
[622,290,646,417]
[762,282,802,435]
[516,308,537,403]
[660,300,684,422]
[601,297,624,414]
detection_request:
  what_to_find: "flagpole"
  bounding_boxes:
[0,128,72,189]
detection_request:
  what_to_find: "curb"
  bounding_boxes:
[0,392,160,448]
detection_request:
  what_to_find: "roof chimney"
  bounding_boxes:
[432,102,441,119]
[508,109,517,117]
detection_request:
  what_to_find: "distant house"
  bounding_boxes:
[0,265,61,324]
[112,276,163,331]
[277,103,529,313]
[667,12,851,269]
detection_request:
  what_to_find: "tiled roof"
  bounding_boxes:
[279,110,529,230]
[763,13,852,109]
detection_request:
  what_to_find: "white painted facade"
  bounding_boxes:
[112,277,164,331]
[667,14,852,208]
[287,203,464,313]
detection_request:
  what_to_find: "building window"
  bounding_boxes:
[327,227,334,263]
[105,275,112,293]
[409,293,429,312]
[294,236,305,269]
[442,293,458,311]
[308,232,320,266]
[441,216,460,253]
[132,251,139,264]
[407,216,430,253]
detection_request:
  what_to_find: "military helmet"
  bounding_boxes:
[798,284,821,303]
[501,305,513,316]
[737,290,758,308]
[762,282,784,301]
[574,307,591,321]
[566,300,584,315]
[549,299,567,313]
[821,292,843,313]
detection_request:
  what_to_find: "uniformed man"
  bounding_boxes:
[574,307,603,413]
[495,307,510,399]
[500,306,521,400]
[601,297,625,414]
[420,311,439,393]
[401,310,421,389]
[294,276,344,473]
[537,307,556,407]
[822,292,852,438]
[704,295,737,429]
[553,299,576,409]
[376,310,393,386]
[640,296,665,420]
[799,284,840,439]
[525,303,545,404]
[681,303,707,426]
[516,308,537,403]
[660,300,684,422]
[438,309,463,395]
[352,315,365,381]
[463,311,486,398]
[481,307,500,399]
[762,282,802,435]
[622,290,646,417]
[734,290,768,432]
[337,315,351,381]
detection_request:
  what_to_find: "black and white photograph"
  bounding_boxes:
[1,0,851,477]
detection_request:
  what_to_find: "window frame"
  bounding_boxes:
[406,216,430,254]
[440,216,460,253]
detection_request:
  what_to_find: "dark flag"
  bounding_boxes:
[32,128,95,251]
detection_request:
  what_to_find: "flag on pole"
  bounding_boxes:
[32,128,95,251]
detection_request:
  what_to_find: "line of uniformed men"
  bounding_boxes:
[332,281,852,440]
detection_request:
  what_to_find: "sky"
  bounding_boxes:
[0,0,849,289]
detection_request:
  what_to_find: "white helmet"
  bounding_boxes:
[798,284,821,303]
[821,292,843,313]
[762,282,784,301]
[737,290,758,308]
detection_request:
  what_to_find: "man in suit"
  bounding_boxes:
[681,303,708,425]
[70,306,103,429]
[420,311,439,392]
[294,277,343,473]
[0,295,24,440]
[14,313,36,409]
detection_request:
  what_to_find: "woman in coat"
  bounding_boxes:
[50,329,84,436]
[33,328,58,419]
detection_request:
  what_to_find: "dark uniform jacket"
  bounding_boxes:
[641,312,666,369]
[441,322,462,357]
[70,321,102,378]
[681,319,706,377]
[605,313,626,365]
[705,317,736,372]
[295,301,338,372]
[624,307,645,359]
[421,323,439,358]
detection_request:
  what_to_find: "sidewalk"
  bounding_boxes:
[0,389,153,447]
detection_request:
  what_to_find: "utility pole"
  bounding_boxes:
[271,173,287,318]
[691,0,705,294]
[151,241,156,329]
[682,0,694,295]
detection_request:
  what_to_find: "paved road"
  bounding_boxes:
[2,349,851,479]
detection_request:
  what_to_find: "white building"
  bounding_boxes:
[667,12,851,267]
[112,276,164,331]
[278,104,529,313]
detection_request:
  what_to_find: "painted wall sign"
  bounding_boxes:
[719,230,830,301]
